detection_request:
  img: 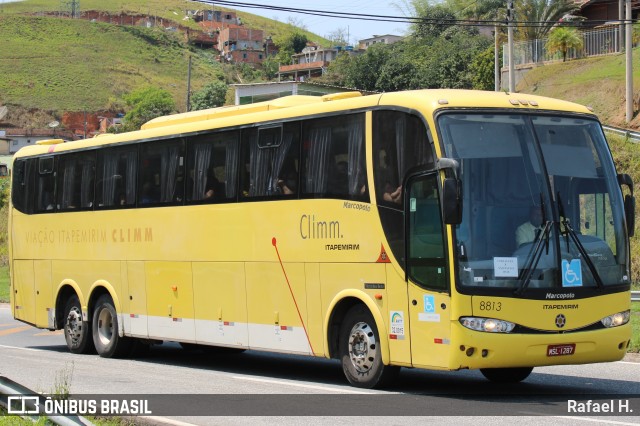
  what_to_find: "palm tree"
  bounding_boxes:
[545,27,583,61]
[517,0,578,41]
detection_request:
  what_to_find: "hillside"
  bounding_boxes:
[0,15,224,117]
[517,47,640,129]
[0,0,331,46]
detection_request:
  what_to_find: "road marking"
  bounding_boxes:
[0,325,32,336]
[0,323,19,327]
[33,330,63,336]
[0,344,41,352]
[553,416,640,425]
[232,375,375,394]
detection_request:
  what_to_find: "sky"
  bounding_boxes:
[204,1,411,44]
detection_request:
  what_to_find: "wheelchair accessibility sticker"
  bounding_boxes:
[562,259,583,287]
[419,294,440,322]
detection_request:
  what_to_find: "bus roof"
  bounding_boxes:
[12,89,595,158]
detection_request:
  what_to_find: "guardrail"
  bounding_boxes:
[0,376,90,426]
[603,125,640,143]
[632,290,640,302]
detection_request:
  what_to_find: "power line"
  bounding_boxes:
[190,0,638,28]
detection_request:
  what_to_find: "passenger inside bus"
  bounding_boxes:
[515,205,543,247]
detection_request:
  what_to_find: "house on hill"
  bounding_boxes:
[278,43,350,81]
[218,27,265,64]
[358,34,403,50]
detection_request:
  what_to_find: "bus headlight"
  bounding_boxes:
[460,317,515,333]
[600,310,630,328]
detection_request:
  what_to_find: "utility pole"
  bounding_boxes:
[494,24,500,91]
[186,55,192,112]
[625,0,633,122]
[507,0,515,93]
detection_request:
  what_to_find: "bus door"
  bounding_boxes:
[405,172,451,368]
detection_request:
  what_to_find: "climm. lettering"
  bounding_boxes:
[111,227,153,243]
[299,214,343,239]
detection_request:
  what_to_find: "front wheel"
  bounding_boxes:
[339,305,399,388]
[480,367,533,383]
[63,295,95,354]
[92,294,131,358]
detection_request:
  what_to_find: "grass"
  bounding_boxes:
[631,303,640,353]
[518,46,640,129]
[0,15,224,113]
[0,266,8,303]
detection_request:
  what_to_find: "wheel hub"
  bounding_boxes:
[348,321,378,373]
[65,307,83,345]
[97,306,114,346]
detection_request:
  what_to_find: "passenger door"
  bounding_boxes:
[405,173,452,368]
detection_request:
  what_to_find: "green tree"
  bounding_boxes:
[190,81,228,111]
[545,27,583,62]
[121,87,175,131]
[517,0,578,41]
[273,30,308,65]
[470,46,497,90]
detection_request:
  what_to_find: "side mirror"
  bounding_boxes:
[625,194,635,237]
[618,173,635,237]
[442,177,462,225]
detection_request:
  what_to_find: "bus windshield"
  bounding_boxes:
[438,113,629,293]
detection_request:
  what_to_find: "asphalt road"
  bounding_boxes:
[1,303,639,425]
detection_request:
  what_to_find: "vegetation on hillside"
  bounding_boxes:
[518,47,640,129]
[0,15,223,114]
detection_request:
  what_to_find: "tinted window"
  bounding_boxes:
[242,123,300,198]
[373,111,434,210]
[36,156,56,212]
[301,114,367,201]
[187,131,239,203]
[11,159,34,214]
[96,146,138,208]
[57,152,96,211]
[139,139,185,206]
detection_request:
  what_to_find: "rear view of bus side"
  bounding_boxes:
[10,90,634,388]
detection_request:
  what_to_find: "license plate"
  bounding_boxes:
[547,343,575,357]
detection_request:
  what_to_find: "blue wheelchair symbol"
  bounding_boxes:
[423,295,435,313]
[562,259,583,287]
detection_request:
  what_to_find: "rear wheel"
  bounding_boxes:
[339,305,399,388]
[480,367,533,383]
[63,295,95,354]
[92,294,131,358]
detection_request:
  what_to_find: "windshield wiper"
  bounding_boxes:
[515,220,552,296]
[515,195,550,296]
[557,192,604,289]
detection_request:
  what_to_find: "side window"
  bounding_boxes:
[301,114,367,201]
[242,123,300,198]
[139,139,185,207]
[373,111,434,209]
[11,158,34,214]
[57,152,96,211]
[96,146,138,208]
[36,156,56,212]
[187,131,239,203]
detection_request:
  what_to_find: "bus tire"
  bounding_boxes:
[63,295,95,354]
[480,367,533,383]
[92,294,131,358]
[339,305,399,388]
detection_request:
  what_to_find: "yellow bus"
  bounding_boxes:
[9,90,634,388]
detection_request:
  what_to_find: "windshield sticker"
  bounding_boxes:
[562,259,583,287]
[494,257,518,277]
[410,198,416,212]
[390,311,405,338]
